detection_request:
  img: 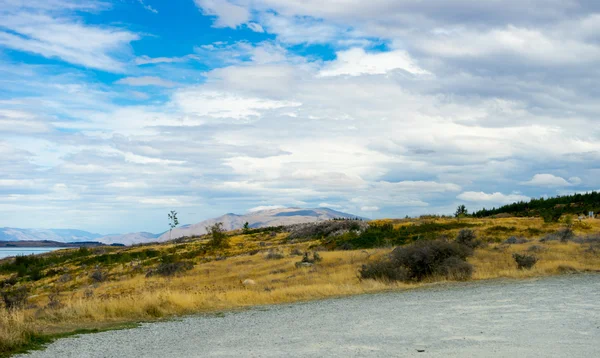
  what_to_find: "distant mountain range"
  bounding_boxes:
[157,207,366,241]
[0,207,365,246]
[0,228,103,243]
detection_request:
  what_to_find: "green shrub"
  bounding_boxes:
[207,222,229,248]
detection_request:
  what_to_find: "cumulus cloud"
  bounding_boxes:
[319,48,429,77]
[2,1,600,233]
[521,174,581,187]
[457,191,530,204]
[194,0,250,28]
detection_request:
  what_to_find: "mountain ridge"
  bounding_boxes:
[0,207,366,245]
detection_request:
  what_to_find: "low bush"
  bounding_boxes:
[149,261,194,277]
[436,257,473,281]
[265,250,284,260]
[527,245,546,253]
[360,240,474,282]
[359,260,409,281]
[289,248,303,256]
[90,270,108,283]
[287,220,368,241]
[0,276,18,288]
[504,236,528,244]
[456,229,480,248]
[0,286,29,310]
[540,228,575,243]
[513,253,538,270]
[295,252,322,267]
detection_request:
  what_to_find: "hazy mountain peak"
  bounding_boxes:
[158,207,365,242]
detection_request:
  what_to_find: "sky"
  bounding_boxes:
[1,0,600,234]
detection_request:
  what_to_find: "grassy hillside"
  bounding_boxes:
[1,216,600,356]
[472,191,600,222]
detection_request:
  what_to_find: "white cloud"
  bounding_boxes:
[415,24,600,65]
[248,205,285,212]
[172,89,301,119]
[521,174,580,187]
[457,191,530,204]
[0,12,138,72]
[135,55,196,65]
[138,0,158,14]
[194,0,250,28]
[115,76,177,87]
[246,22,264,33]
[319,48,429,77]
[361,206,380,212]
[318,203,342,209]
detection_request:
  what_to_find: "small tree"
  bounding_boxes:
[455,205,468,218]
[168,210,179,241]
[207,222,228,248]
[243,222,250,234]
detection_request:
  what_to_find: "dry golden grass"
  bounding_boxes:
[2,216,600,356]
[0,310,38,355]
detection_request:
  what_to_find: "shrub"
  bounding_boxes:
[265,250,284,260]
[295,252,322,267]
[527,245,546,253]
[456,229,480,248]
[359,261,409,281]
[437,257,473,281]
[287,220,368,241]
[90,270,107,283]
[289,248,303,256]
[513,253,538,270]
[0,286,28,310]
[504,236,528,244]
[207,222,229,248]
[557,228,575,242]
[150,261,194,277]
[360,240,473,282]
[0,276,17,288]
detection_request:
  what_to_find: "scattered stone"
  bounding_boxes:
[241,279,256,286]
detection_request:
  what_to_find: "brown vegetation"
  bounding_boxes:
[1,216,600,356]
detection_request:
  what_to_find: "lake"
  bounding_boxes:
[0,247,63,259]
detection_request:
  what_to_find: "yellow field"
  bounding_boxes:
[1,216,599,356]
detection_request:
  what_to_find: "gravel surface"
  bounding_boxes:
[19,274,600,357]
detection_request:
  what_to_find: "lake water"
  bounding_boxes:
[0,247,63,259]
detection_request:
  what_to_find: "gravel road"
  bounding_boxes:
[19,274,600,357]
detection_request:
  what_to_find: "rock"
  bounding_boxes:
[241,279,256,286]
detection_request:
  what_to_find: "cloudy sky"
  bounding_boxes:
[1,0,599,234]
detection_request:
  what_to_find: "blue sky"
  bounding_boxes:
[1,0,600,234]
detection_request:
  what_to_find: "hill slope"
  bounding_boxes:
[158,207,366,241]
